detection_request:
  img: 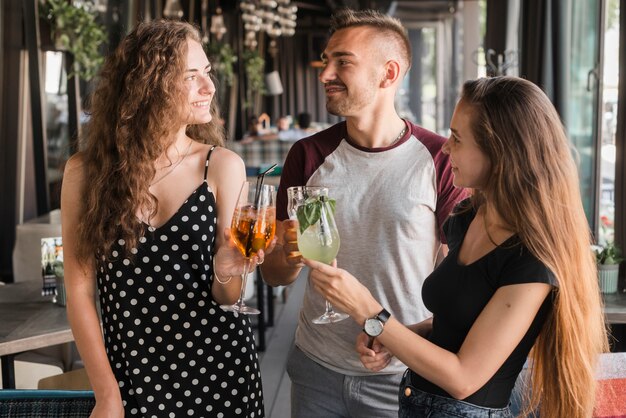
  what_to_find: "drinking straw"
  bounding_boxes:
[244,164,278,257]
[254,163,277,208]
[318,195,328,243]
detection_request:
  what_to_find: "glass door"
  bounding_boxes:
[567,0,604,230]
[400,19,461,136]
[598,0,620,245]
[44,51,69,210]
[399,24,440,133]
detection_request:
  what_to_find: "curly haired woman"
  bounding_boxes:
[306,76,609,418]
[61,20,265,417]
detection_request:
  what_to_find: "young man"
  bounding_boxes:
[261,9,466,417]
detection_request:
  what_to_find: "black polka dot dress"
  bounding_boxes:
[96,148,264,417]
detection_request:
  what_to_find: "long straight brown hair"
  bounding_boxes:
[461,77,608,418]
[76,20,224,262]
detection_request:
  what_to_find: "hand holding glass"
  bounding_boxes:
[287,186,348,324]
[221,181,276,315]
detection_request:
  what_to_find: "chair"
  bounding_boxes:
[0,390,95,417]
[38,368,91,391]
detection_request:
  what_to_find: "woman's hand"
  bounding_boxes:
[355,332,394,372]
[214,228,248,278]
[214,228,276,276]
[89,393,124,417]
[303,259,381,324]
[89,404,124,418]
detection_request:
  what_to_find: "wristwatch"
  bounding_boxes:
[363,308,391,338]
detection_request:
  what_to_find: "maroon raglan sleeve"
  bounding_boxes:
[412,124,469,243]
[276,142,308,221]
[276,123,346,221]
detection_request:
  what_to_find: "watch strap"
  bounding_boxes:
[365,308,391,348]
[375,308,391,324]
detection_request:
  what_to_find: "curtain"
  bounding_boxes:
[519,0,571,119]
[484,0,519,77]
[265,33,341,131]
[485,0,508,70]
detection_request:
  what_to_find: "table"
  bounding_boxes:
[0,277,277,388]
[4,278,622,387]
[227,140,294,169]
[0,281,73,389]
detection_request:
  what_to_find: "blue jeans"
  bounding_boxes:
[399,370,513,418]
[287,345,402,418]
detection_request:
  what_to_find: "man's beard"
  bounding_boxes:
[324,80,377,117]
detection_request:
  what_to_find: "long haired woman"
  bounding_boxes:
[306,76,608,418]
[62,20,265,417]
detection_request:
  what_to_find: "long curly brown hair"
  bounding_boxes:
[461,77,609,418]
[76,20,224,262]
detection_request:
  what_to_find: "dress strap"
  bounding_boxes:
[203,146,217,181]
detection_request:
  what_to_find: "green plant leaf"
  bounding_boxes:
[594,241,624,265]
[40,0,108,80]
[296,197,336,234]
[326,198,336,215]
[297,200,320,234]
[242,49,266,108]
[206,42,237,87]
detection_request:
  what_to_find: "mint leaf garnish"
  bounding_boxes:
[296,197,336,234]
[326,198,336,215]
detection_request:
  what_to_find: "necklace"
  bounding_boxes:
[345,124,407,147]
[150,139,193,186]
[388,125,407,147]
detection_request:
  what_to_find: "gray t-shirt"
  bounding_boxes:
[277,120,466,375]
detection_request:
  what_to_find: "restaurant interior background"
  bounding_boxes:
[0,0,624,294]
[0,0,625,402]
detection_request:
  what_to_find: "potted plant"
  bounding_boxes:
[206,42,237,87]
[242,49,266,109]
[594,242,623,294]
[39,0,108,80]
[206,42,237,109]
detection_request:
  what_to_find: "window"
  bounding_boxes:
[43,51,70,209]
[599,0,620,244]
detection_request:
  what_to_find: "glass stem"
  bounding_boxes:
[237,258,252,308]
[325,300,335,314]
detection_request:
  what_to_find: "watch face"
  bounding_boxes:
[364,318,383,337]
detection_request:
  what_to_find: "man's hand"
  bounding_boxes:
[281,219,304,266]
[356,332,393,372]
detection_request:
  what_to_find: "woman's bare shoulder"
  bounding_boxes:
[202,144,245,171]
[63,152,87,185]
[61,153,89,216]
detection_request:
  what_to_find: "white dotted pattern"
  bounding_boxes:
[97,183,264,416]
